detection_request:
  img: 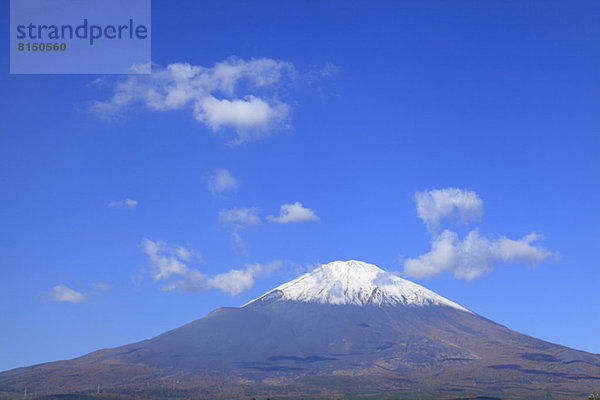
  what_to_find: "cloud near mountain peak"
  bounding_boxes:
[404,188,555,281]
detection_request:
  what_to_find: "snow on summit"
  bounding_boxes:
[245,260,470,311]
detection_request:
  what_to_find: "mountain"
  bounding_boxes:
[1,260,599,399]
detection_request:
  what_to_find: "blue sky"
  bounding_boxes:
[1,0,599,372]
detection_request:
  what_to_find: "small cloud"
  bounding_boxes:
[415,188,482,232]
[267,202,319,223]
[196,96,290,144]
[48,285,86,303]
[140,238,279,295]
[108,198,138,209]
[93,282,111,291]
[219,207,261,229]
[207,168,240,197]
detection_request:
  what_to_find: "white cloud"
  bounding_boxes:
[219,207,261,229]
[140,239,279,295]
[404,230,553,280]
[404,188,555,280]
[48,285,86,303]
[415,188,482,232]
[267,202,320,223]
[207,168,240,197]
[108,198,138,209]
[91,58,295,144]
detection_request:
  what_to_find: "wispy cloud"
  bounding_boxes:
[108,198,138,209]
[415,188,482,232]
[91,58,296,144]
[303,62,341,84]
[267,202,320,223]
[48,285,86,303]
[93,282,111,291]
[404,188,555,280]
[219,207,261,249]
[289,261,321,277]
[207,168,240,197]
[139,239,203,281]
[219,207,261,229]
[140,239,280,295]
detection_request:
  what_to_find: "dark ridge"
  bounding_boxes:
[115,347,140,356]
[267,355,336,363]
[455,324,480,335]
[520,368,566,377]
[34,396,117,400]
[567,375,600,381]
[519,353,559,362]
[486,364,522,370]
[235,361,267,367]
[328,352,364,357]
[451,397,502,400]
[245,365,303,371]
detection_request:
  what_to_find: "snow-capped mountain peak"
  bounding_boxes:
[244,260,470,311]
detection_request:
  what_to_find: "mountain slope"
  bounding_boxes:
[1,261,599,399]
